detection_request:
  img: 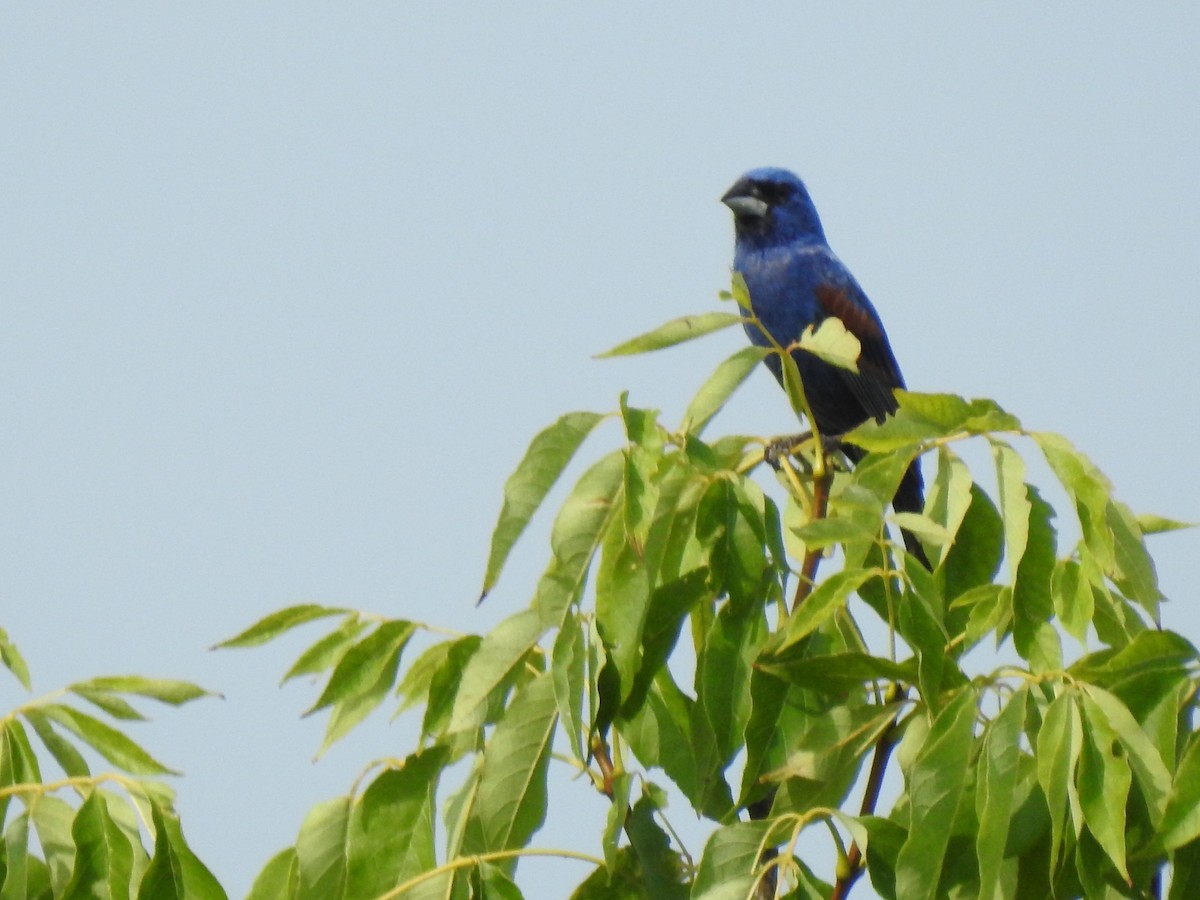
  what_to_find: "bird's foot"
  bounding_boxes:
[764,432,813,471]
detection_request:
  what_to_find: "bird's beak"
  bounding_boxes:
[721,184,768,219]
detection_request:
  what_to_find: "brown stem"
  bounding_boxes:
[831,697,904,900]
[792,470,832,613]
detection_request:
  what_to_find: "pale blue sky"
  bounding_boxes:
[3,6,1198,897]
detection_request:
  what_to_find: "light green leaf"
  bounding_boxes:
[596,312,745,358]
[551,612,587,762]
[64,792,134,900]
[690,821,771,900]
[1051,559,1093,644]
[976,687,1027,900]
[990,439,1030,582]
[1037,690,1083,872]
[283,616,368,684]
[448,609,543,734]
[0,626,31,691]
[1081,685,1170,826]
[1135,512,1193,535]
[894,688,977,900]
[771,569,875,653]
[463,673,558,856]
[37,705,176,776]
[345,747,446,897]
[294,796,350,900]
[214,605,347,650]
[480,411,605,599]
[245,849,298,900]
[797,316,860,372]
[1078,692,1132,880]
[1160,733,1200,851]
[533,450,625,628]
[70,676,215,707]
[680,346,764,435]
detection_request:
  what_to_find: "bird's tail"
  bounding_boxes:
[843,445,931,570]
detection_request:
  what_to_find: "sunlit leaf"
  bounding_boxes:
[480,411,606,599]
[596,312,744,357]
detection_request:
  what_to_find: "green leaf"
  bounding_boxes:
[990,439,1030,583]
[1051,559,1093,644]
[480,411,605,599]
[394,639,454,716]
[680,346,764,435]
[595,507,652,705]
[37,705,177,776]
[1037,690,1083,872]
[770,569,874,653]
[307,620,415,754]
[895,688,977,900]
[1107,500,1161,614]
[136,803,184,900]
[0,626,31,690]
[24,709,91,777]
[421,635,481,741]
[596,312,745,357]
[533,450,625,627]
[1034,430,1115,568]
[1078,691,1132,880]
[32,794,77,895]
[1081,685,1170,827]
[214,604,348,649]
[70,676,214,707]
[345,747,446,897]
[943,484,1004,602]
[246,848,298,900]
[294,796,350,900]
[757,651,917,695]
[448,609,543,734]
[797,316,861,372]
[462,673,558,857]
[690,821,771,900]
[283,616,368,684]
[551,612,587,762]
[625,796,687,899]
[976,687,1027,900]
[64,792,134,900]
[1012,484,1060,672]
[1135,512,1193,535]
[1158,732,1200,851]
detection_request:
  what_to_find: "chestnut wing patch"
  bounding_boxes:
[812,283,902,423]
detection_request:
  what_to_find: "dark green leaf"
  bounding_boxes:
[63,792,134,900]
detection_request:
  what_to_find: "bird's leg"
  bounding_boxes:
[762,431,813,471]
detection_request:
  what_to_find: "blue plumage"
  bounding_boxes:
[722,167,928,565]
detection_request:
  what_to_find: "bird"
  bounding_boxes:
[721,167,929,568]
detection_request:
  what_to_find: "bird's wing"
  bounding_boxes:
[811,281,904,423]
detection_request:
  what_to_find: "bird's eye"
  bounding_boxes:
[757,182,792,205]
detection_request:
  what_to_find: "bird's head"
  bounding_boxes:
[721,167,826,248]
